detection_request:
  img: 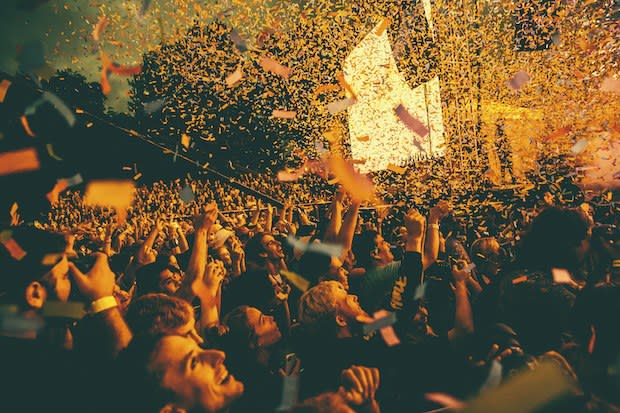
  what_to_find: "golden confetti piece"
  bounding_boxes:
[86,122,94,128]
[0,79,11,103]
[271,110,297,119]
[258,56,292,79]
[225,68,243,87]
[387,163,407,174]
[0,234,27,261]
[0,148,40,176]
[600,77,620,93]
[329,156,375,202]
[20,115,36,137]
[337,72,356,99]
[83,180,135,210]
[374,17,390,36]
[314,83,340,94]
[356,135,370,142]
[92,15,108,42]
[181,133,190,149]
[133,173,143,180]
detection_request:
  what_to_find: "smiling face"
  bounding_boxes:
[149,335,244,413]
[260,234,285,260]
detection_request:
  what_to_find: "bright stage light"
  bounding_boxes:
[343,18,445,173]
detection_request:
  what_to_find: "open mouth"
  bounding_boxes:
[219,370,232,385]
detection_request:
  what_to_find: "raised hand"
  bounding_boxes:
[429,200,451,224]
[403,208,426,240]
[338,365,380,408]
[67,253,115,301]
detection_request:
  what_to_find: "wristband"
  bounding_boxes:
[429,223,440,230]
[89,296,117,314]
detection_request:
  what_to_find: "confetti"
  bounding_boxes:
[271,110,297,119]
[258,56,292,79]
[92,16,108,43]
[387,163,407,174]
[369,310,400,346]
[0,231,27,261]
[225,68,243,87]
[414,282,427,301]
[142,98,166,115]
[329,156,375,202]
[326,97,356,114]
[280,270,310,292]
[230,29,248,52]
[0,148,40,176]
[600,77,620,93]
[395,104,430,138]
[179,185,195,203]
[506,70,531,90]
[374,17,390,36]
[362,310,397,335]
[42,301,85,320]
[83,180,135,210]
[41,91,76,127]
[0,79,11,103]
[512,275,528,285]
[181,133,190,149]
[356,135,370,142]
[571,138,588,154]
[459,361,575,413]
[286,235,344,258]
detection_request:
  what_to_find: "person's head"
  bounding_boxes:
[298,250,349,290]
[126,293,202,344]
[470,237,504,277]
[223,305,282,351]
[119,334,244,413]
[135,256,184,297]
[517,207,590,271]
[216,246,232,268]
[298,281,368,338]
[0,227,70,310]
[352,230,393,269]
[244,232,284,268]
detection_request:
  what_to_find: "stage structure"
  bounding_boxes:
[431,0,485,184]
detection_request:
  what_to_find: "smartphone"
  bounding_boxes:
[283,353,297,376]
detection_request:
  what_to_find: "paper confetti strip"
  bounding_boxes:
[600,77,620,93]
[83,180,135,209]
[362,311,397,335]
[179,185,195,204]
[230,29,248,52]
[387,163,407,174]
[0,231,27,261]
[271,110,297,119]
[280,270,310,292]
[286,235,344,258]
[459,361,575,413]
[259,56,292,79]
[0,148,40,176]
[395,104,430,138]
[374,17,390,36]
[327,97,356,114]
[225,68,243,87]
[0,79,11,103]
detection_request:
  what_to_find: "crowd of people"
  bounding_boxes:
[2,171,619,413]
